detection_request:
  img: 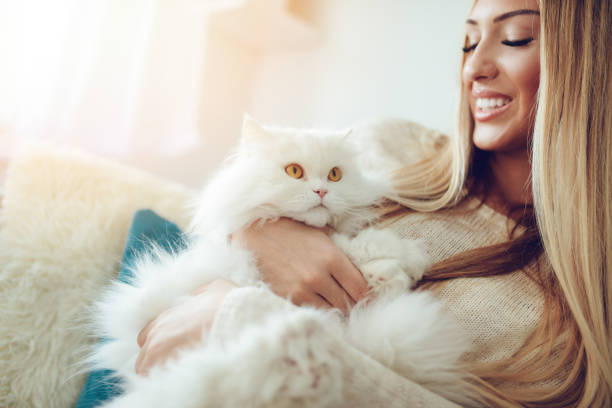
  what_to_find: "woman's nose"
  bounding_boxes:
[463,45,499,83]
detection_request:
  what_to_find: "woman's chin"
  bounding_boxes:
[472,121,531,153]
[472,127,506,151]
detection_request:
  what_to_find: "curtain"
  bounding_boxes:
[0,0,236,157]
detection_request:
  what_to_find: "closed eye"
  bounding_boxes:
[462,37,533,53]
[501,37,533,46]
[462,43,477,53]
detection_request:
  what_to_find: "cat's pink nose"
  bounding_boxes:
[313,188,328,198]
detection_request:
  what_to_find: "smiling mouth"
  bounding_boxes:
[476,97,512,110]
[474,98,513,122]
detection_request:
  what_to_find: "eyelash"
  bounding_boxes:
[462,37,534,53]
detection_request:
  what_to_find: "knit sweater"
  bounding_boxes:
[207,197,545,407]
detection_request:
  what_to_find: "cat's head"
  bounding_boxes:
[236,116,387,229]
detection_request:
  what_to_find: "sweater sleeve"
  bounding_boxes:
[208,286,464,408]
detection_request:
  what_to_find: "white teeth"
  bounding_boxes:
[476,97,511,110]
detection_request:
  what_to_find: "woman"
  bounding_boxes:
[135,0,611,406]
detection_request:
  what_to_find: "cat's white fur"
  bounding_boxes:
[91,117,476,407]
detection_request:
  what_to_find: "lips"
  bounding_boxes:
[472,89,513,122]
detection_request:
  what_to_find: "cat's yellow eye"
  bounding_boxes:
[328,167,342,182]
[285,163,304,179]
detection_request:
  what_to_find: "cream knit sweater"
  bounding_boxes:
[386,198,544,366]
[208,197,545,407]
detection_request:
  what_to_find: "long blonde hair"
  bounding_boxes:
[391,1,611,406]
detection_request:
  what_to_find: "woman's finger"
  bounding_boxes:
[291,288,331,309]
[314,273,354,313]
[137,319,155,347]
[136,339,179,376]
[311,293,333,309]
[133,278,238,376]
[329,253,369,304]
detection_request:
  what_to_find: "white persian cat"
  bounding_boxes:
[90,117,475,407]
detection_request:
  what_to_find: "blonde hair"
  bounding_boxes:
[532,0,612,406]
[390,1,611,406]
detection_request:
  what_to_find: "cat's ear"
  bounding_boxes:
[241,114,270,143]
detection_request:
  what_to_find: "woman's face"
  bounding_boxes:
[462,0,540,153]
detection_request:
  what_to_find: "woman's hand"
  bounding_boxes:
[135,278,237,376]
[234,218,368,314]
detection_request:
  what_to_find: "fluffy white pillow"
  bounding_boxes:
[0,145,195,408]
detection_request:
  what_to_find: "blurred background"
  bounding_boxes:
[0,0,472,189]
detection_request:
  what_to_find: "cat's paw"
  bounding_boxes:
[332,228,430,296]
[360,258,414,297]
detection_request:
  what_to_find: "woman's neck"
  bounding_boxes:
[482,148,533,219]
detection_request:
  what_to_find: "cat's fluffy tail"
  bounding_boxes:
[346,291,479,406]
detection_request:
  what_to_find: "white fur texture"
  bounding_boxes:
[92,118,475,407]
[0,145,196,407]
[91,119,392,383]
[91,239,260,379]
[188,118,388,238]
[332,227,431,297]
[101,309,346,408]
[347,293,473,403]
[97,288,475,407]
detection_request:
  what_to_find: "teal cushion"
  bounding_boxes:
[75,209,185,407]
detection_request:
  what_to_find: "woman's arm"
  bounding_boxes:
[234,218,370,313]
[135,281,467,407]
[134,218,369,374]
[135,279,237,376]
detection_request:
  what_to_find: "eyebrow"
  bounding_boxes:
[466,9,540,25]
